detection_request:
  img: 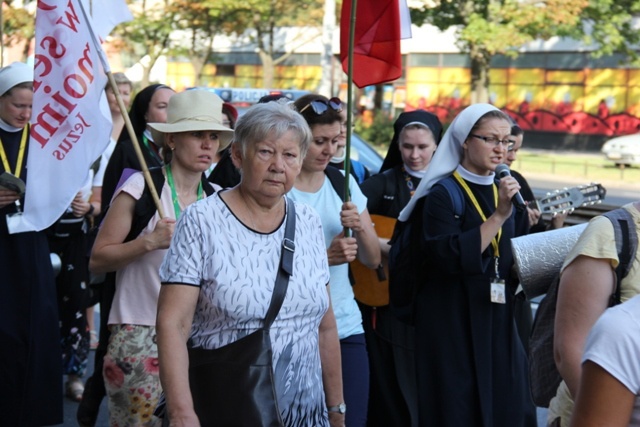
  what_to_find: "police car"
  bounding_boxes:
[190,87,309,106]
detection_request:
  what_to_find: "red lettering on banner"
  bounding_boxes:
[31,43,95,148]
[33,37,65,93]
[56,0,80,33]
[37,1,56,12]
[52,112,92,160]
[40,36,66,59]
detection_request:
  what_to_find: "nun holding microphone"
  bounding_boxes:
[399,104,536,427]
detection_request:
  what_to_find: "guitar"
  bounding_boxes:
[536,183,606,215]
[352,184,605,307]
[351,214,396,307]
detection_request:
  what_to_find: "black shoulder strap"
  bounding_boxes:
[603,208,638,305]
[125,167,166,242]
[201,173,215,197]
[263,198,296,328]
[325,166,346,201]
[435,176,465,218]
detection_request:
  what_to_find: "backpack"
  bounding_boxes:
[89,167,215,286]
[350,160,367,184]
[388,176,465,324]
[324,165,347,201]
[528,207,638,407]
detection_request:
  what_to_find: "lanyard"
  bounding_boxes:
[453,171,501,258]
[142,134,162,164]
[0,127,28,177]
[166,164,203,219]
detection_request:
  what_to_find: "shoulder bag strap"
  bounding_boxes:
[603,208,638,305]
[263,197,296,328]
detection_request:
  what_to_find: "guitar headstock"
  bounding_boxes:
[537,183,606,216]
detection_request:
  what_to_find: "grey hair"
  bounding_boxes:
[233,100,312,159]
[106,72,132,91]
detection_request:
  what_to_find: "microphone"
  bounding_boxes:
[495,164,526,209]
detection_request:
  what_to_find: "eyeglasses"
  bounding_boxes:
[470,134,514,149]
[299,97,343,115]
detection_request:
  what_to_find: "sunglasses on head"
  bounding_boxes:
[299,97,343,115]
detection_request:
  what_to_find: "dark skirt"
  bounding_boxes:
[0,222,63,426]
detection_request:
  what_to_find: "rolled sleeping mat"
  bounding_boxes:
[510,223,587,299]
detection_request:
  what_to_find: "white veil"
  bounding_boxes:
[397,103,500,222]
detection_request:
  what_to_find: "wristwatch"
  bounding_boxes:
[327,403,346,414]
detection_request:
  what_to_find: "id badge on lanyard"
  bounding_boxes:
[490,257,506,304]
[6,201,23,234]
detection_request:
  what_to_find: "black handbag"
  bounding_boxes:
[187,198,296,427]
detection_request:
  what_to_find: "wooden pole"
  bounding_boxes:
[1,3,4,67]
[107,71,165,218]
[77,0,165,218]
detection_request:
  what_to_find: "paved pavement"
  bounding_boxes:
[54,309,548,427]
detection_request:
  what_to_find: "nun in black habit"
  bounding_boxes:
[398,104,536,427]
[359,110,443,427]
[0,62,63,426]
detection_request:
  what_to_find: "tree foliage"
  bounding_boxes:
[408,0,640,102]
[1,0,36,60]
[167,0,242,86]
[114,0,178,87]
[221,0,324,88]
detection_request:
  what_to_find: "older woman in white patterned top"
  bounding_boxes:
[157,100,344,427]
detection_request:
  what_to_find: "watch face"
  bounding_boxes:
[338,403,346,414]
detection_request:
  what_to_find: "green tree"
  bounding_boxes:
[169,1,249,86]
[408,0,610,103]
[229,0,324,88]
[1,0,36,62]
[114,0,178,88]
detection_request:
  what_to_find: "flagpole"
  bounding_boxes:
[341,0,358,236]
[78,0,165,219]
[343,0,357,204]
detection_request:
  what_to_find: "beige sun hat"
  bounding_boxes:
[148,89,234,150]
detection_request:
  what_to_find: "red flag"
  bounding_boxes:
[340,0,402,88]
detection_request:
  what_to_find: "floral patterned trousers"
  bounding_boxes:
[103,324,162,427]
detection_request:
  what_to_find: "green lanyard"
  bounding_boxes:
[453,171,501,258]
[166,164,203,219]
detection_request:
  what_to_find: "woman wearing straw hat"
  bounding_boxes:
[398,104,536,426]
[89,89,232,426]
[79,81,175,427]
[0,62,63,426]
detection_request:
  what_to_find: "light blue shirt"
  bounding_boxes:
[288,171,367,339]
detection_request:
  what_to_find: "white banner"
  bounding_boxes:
[80,0,133,41]
[13,0,130,232]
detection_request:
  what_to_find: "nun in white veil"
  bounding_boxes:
[401,103,537,427]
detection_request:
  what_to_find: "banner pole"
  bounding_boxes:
[1,4,4,67]
[107,71,165,218]
[78,0,165,218]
